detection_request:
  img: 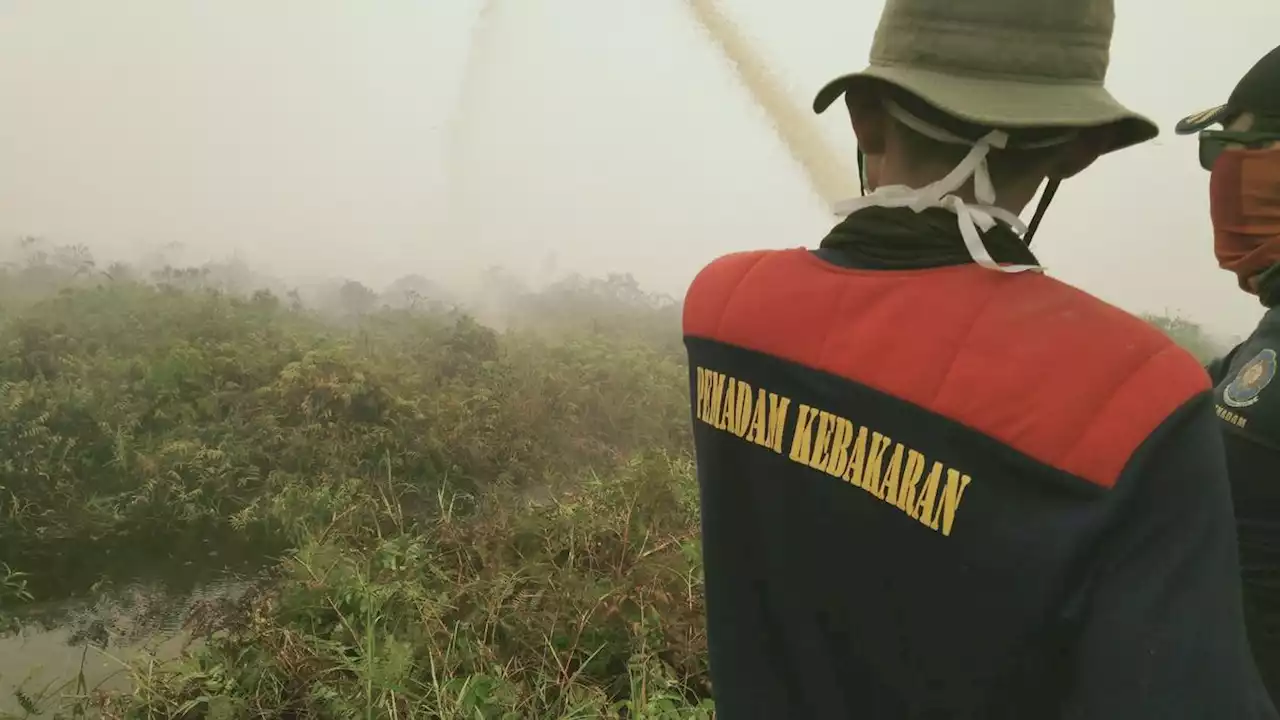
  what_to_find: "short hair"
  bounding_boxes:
[876,85,1075,187]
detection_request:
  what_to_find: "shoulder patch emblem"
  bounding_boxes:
[1224,348,1278,408]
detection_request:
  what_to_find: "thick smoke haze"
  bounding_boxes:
[1,0,1278,339]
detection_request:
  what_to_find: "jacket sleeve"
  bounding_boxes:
[1061,393,1278,719]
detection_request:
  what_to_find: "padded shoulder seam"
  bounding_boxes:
[1056,334,1210,488]
[1067,342,1205,460]
[928,269,1011,413]
[683,250,772,338]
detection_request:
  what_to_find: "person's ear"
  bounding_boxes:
[1047,125,1115,181]
[845,90,888,155]
[1226,112,1255,132]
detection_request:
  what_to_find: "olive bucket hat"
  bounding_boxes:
[812,0,1158,156]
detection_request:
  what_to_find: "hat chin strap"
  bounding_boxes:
[838,101,1073,274]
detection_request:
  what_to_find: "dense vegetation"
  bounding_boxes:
[0,241,1227,719]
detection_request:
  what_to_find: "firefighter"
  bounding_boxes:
[682,0,1278,716]
[1176,43,1280,701]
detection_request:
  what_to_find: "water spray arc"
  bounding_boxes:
[443,0,504,244]
[684,0,857,206]
[445,0,857,218]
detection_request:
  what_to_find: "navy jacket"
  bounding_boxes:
[1209,305,1280,699]
[684,209,1276,718]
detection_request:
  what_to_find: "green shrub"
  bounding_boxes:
[0,242,706,718]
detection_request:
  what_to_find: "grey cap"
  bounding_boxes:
[812,0,1158,155]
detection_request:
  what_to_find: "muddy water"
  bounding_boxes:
[0,576,258,718]
[0,577,254,717]
[0,528,279,719]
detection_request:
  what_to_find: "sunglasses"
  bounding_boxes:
[1198,129,1280,170]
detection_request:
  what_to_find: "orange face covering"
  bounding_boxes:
[1209,145,1280,294]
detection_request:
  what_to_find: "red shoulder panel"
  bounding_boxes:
[683,249,1210,488]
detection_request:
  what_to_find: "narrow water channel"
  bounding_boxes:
[0,576,256,718]
[0,575,265,718]
[0,532,280,718]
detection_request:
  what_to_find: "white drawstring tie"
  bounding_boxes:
[835,101,1075,274]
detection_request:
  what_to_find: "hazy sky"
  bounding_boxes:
[1,1,1277,337]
